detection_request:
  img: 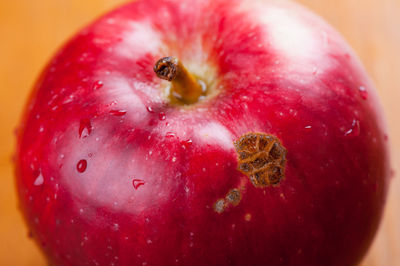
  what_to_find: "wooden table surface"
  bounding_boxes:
[0,0,399,265]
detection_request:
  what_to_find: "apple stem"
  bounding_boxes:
[154,57,204,104]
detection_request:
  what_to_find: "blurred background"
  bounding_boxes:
[0,0,399,265]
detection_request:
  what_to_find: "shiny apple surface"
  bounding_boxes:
[15,0,390,265]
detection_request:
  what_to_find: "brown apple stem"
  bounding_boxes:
[154,56,204,104]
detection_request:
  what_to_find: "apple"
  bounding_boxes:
[15,0,390,265]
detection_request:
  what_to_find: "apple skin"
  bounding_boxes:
[15,0,390,265]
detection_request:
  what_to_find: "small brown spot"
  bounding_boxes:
[214,188,242,214]
[234,133,287,187]
[213,199,226,214]
[244,213,252,221]
[225,189,241,206]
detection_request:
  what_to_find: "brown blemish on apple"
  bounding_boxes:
[225,189,241,206]
[214,199,226,214]
[234,133,287,187]
[213,189,242,214]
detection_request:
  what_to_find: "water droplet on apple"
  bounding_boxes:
[181,139,193,149]
[158,112,166,120]
[359,86,368,100]
[34,171,44,186]
[146,239,152,244]
[304,125,312,129]
[184,186,190,193]
[77,159,87,173]
[93,81,103,90]
[79,119,92,138]
[39,126,44,133]
[344,119,360,137]
[132,179,145,190]
[109,110,127,116]
[165,132,175,138]
[112,223,119,231]
[146,106,154,113]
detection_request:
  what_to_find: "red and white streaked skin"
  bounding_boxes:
[15,0,390,265]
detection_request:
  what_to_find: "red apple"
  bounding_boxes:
[15,0,390,265]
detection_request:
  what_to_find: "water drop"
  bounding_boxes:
[304,126,312,129]
[79,119,92,138]
[109,110,127,116]
[146,106,154,113]
[106,100,118,107]
[77,159,87,173]
[39,126,44,133]
[165,132,175,138]
[358,86,368,100]
[34,171,44,186]
[158,112,166,120]
[344,119,360,137]
[132,179,145,190]
[181,139,193,149]
[93,81,103,90]
[112,223,119,231]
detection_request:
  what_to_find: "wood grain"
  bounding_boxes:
[0,0,399,265]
